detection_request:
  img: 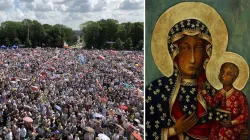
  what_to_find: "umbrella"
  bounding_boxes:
[10,81,17,84]
[12,45,17,49]
[134,119,140,123]
[39,74,45,80]
[50,67,55,71]
[54,105,62,111]
[93,113,104,118]
[100,98,108,102]
[98,55,105,61]
[23,117,33,123]
[128,123,137,130]
[98,134,110,140]
[31,86,38,91]
[132,132,143,140]
[96,79,103,91]
[25,64,30,67]
[119,105,128,110]
[85,127,95,133]
[52,56,58,59]
[1,45,6,49]
[115,124,125,131]
[54,130,60,134]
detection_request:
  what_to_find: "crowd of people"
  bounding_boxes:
[0,48,144,140]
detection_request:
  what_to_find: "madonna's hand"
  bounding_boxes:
[173,112,198,134]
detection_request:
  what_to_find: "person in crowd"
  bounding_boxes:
[0,48,143,139]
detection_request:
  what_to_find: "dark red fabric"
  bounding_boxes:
[170,72,213,139]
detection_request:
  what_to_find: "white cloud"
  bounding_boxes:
[0,0,14,10]
[19,0,34,2]
[92,0,107,12]
[0,0,144,30]
[35,1,54,12]
[118,0,144,10]
[35,11,48,19]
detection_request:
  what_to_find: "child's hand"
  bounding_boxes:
[220,120,232,127]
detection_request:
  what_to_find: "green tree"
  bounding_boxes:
[0,19,76,48]
[42,24,53,46]
[136,40,143,50]
[4,38,10,47]
[1,21,19,44]
[22,19,33,44]
[116,24,126,42]
[61,26,74,46]
[49,25,64,47]
[98,19,119,49]
[14,37,20,45]
[25,39,32,47]
[124,38,133,50]
[115,38,123,50]
[31,20,45,47]
[130,22,143,46]
[80,21,102,49]
[79,19,144,50]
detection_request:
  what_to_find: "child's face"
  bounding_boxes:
[218,66,235,86]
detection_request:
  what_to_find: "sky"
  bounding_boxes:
[0,0,144,30]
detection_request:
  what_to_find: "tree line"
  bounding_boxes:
[0,19,75,48]
[0,19,144,50]
[80,19,144,50]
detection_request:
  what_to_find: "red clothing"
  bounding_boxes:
[203,88,248,139]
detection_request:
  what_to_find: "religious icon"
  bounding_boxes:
[201,53,249,139]
[145,2,250,140]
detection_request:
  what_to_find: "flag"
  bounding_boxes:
[98,55,105,61]
[96,79,103,91]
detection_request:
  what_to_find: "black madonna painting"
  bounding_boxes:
[145,1,250,140]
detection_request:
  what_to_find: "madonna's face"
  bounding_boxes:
[176,35,207,79]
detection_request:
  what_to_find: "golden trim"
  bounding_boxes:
[224,88,235,99]
[198,33,212,44]
[206,44,212,57]
[169,75,181,122]
[161,128,164,140]
[161,128,169,140]
[181,79,197,86]
[197,92,207,117]
[170,44,179,60]
[171,28,212,44]
[151,2,228,77]
[206,52,249,90]
[171,32,184,43]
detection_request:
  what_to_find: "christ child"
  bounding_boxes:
[201,62,248,140]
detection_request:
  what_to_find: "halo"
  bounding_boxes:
[206,52,249,90]
[151,2,228,77]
